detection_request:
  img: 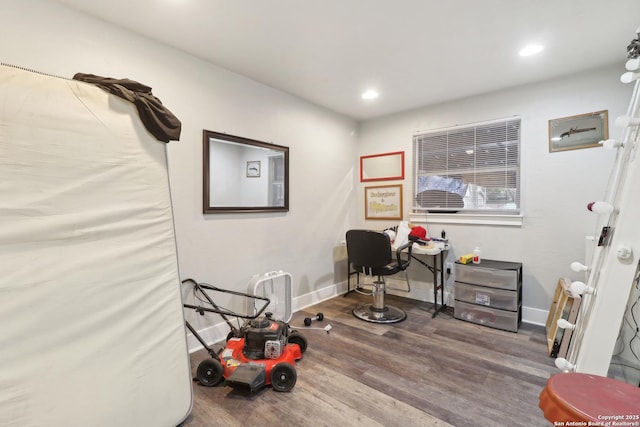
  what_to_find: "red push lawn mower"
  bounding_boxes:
[182,278,307,392]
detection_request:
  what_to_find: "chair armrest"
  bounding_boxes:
[395,241,413,269]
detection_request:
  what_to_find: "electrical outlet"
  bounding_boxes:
[445,262,453,275]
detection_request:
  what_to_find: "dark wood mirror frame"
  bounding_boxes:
[203,130,289,214]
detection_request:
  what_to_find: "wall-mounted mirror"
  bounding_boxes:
[203,130,289,214]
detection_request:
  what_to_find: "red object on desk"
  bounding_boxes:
[409,226,427,240]
[539,372,640,423]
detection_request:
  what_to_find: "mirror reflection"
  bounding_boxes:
[203,130,289,213]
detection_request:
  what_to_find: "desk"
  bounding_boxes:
[346,242,448,318]
[410,244,448,318]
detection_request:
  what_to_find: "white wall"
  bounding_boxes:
[357,65,632,322]
[208,141,243,206]
[0,0,359,344]
[2,0,633,341]
[208,142,273,207]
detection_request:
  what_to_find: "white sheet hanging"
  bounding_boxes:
[0,65,192,427]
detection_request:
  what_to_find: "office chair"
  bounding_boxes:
[345,229,413,323]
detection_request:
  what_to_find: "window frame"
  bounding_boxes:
[411,117,523,226]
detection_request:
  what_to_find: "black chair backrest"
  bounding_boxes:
[345,229,392,269]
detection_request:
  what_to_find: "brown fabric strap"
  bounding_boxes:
[73,73,181,143]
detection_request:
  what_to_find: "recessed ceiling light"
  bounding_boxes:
[519,44,544,57]
[361,89,379,100]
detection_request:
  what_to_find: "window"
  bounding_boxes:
[413,117,521,215]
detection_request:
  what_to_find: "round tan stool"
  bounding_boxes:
[539,372,640,424]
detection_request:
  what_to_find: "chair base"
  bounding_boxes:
[352,303,407,324]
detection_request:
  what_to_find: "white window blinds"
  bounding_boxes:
[413,117,521,214]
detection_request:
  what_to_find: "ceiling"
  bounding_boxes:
[54,0,640,121]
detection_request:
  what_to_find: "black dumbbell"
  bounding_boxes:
[304,312,324,326]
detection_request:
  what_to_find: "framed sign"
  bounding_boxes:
[548,110,608,152]
[360,151,404,182]
[365,184,403,220]
[246,160,261,177]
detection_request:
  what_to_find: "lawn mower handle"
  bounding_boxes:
[181,278,271,320]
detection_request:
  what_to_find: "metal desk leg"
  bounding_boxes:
[431,251,447,318]
[409,252,447,318]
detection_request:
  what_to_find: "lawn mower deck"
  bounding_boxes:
[221,335,303,392]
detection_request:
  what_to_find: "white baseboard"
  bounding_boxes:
[186,322,230,353]
[186,281,550,352]
[521,305,548,326]
[292,281,348,312]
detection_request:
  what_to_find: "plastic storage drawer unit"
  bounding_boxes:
[454,300,520,332]
[455,282,519,311]
[455,263,519,290]
[454,259,522,332]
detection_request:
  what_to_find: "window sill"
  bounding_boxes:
[409,212,523,227]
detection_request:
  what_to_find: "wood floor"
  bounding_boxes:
[179,293,556,427]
